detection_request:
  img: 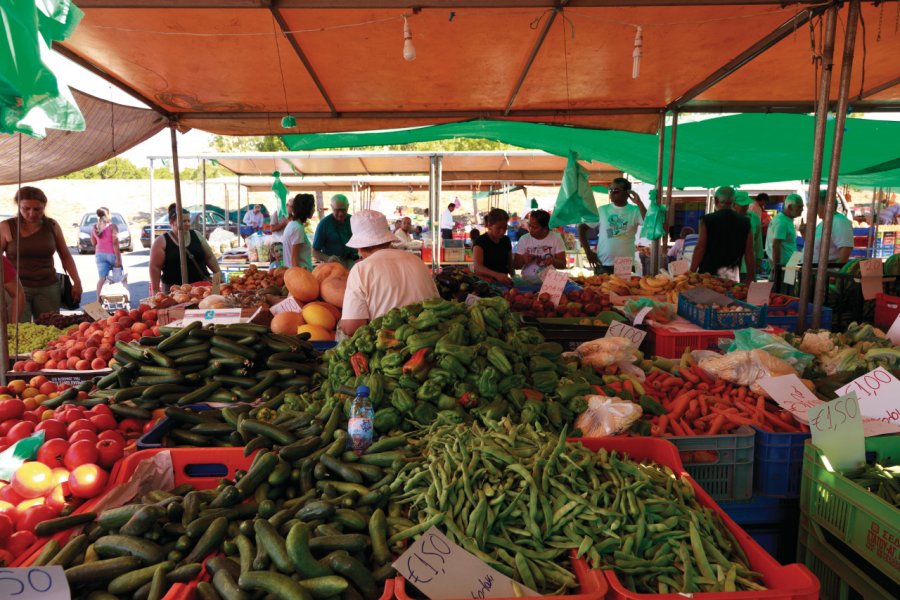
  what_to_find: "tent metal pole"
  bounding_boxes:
[873,187,883,257]
[0,257,8,386]
[436,155,444,270]
[237,174,242,238]
[812,0,860,330]
[650,111,666,275]
[796,3,837,334]
[202,159,208,238]
[429,157,438,272]
[170,123,189,286]
[867,186,877,257]
[149,158,155,245]
[663,112,679,257]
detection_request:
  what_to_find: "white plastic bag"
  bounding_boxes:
[575,396,643,436]
[698,349,796,395]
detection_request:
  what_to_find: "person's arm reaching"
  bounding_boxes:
[549,251,567,269]
[689,222,707,272]
[743,230,756,283]
[149,236,165,294]
[630,191,647,219]
[837,246,852,263]
[578,224,599,268]
[473,246,512,284]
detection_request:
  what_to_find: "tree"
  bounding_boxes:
[59,157,146,179]
[211,135,288,153]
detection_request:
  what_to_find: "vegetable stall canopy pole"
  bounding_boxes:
[170,123,189,286]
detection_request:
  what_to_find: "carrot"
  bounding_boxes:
[756,394,766,415]
[692,366,716,386]
[679,419,697,436]
[686,399,701,420]
[679,368,700,385]
[668,390,698,420]
[698,396,709,416]
[669,419,687,436]
[735,386,747,402]
[710,382,726,394]
[655,415,669,436]
[709,407,756,426]
[697,382,709,391]
[707,414,727,436]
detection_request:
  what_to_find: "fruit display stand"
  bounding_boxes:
[6,368,111,386]
[763,302,833,333]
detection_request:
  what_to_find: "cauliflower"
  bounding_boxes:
[799,330,835,356]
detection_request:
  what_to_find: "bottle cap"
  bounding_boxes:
[356,385,370,396]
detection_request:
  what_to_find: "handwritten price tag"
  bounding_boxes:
[746,281,774,307]
[836,368,900,431]
[392,527,537,600]
[757,374,822,423]
[668,260,689,277]
[0,566,70,600]
[614,257,633,278]
[270,296,301,315]
[808,393,866,470]
[605,321,647,347]
[858,258,884,300]
[538,268,568,307]
[82,301,110,322]
[783,251,803,286]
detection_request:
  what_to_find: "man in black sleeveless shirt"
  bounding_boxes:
[690,186,755,283]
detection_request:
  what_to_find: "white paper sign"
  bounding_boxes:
[667,259,689,277]
[211,272,223,295]
[746,281,774,307]
[836,367,900,429]
[632,306,653,326]
[0,566,70,600]
[181,308,243,324]
[605,320,647,347]
[887,312,900,346]
[757,374,821,424]
[858,259,884,301]
[538,268,568,307]
[270,296,301,315]
[82,301,110,322]
[392,527,538,600]
[613,257,633,278]
[808,393,866,470]
[783,251,803,285]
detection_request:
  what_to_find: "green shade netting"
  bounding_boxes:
[1,0,85,137]
[283,115,900,189]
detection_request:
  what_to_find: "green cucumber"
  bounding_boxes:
[254,519,293,574]
[108,560,174,595]
[34,512,96,537]
[286,522,332,578]
[238,571,312,600]
[183,516,228,564]
[307,534,369,554]
[299,576,350,599]
[65,556,143,585]
[94,535,166,565]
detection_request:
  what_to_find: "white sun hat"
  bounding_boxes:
[345,210,399,249]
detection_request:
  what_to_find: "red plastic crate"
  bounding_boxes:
[647,325,784,359]
[574,437,819,600]
[874,293,900,330]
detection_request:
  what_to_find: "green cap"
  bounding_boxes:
[735,191,752,206]
[331,194,350,208]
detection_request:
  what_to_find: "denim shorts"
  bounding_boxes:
[96,252,117,278]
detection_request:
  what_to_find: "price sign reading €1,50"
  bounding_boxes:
[807,393,865,470]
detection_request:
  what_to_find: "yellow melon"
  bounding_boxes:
[284,267,319,302]
[304,301,341,322]
[270,311,305,335]
[302,303,337,330]
[320,275,347,308]
[298,324,334,342]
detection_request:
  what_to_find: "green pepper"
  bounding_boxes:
[354,332,375,354]
[382,366,403,379]
[444,322,466,345]
[437,394,457,410]
[476,398,508,422]
[400,304,424,320]
[481,306,503,330]
[558,382,592,402]
[639,395,668,416]
[478,367,499,397]
[498,374,526,395]
[374,408,401,433]
[390,388,416,414]
[486,346,512,375]
[376,330,402,351]
[416,380,443,402]
[439,355,467,380]
[529,356,555,373]
[434,337,474,365]
[567,396,588,414]
[514,328,543,346]
[412,402,438,424]
[435,409,465,426]
[398,375,420,391]
[532,370,559,394]
[546,400,562,427]
[394,324,415,343]
[366,372,384,406]
[534,342,564,360]
[521,398,545,424]
[381,308,403,330]
[407,331,443,353]
[410,309,441,331]
[427,368,455,387]
[381,350,409,369]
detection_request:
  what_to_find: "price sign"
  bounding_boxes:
[858,258,884,301]
[632,306,653,326]
[887,312,900,346]
[211,272,223,295]
[808,393,865,470]
[392,527,538,600]
[757,374,822,423]
[538,267,568,307]
[667,260,689,277]
[182,308,243,325]
[746,281,774,307]
[613,257,633,278]
[0,566,70,600]
[836,367,900,430]
[783,251,803,286]
[82,301,110,322]
[605,320,647,347]
[270,296,301,315]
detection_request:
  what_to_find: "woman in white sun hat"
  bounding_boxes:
[338,210,439,338]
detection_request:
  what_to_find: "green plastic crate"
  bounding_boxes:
[668,425,755,500]
[799,436,900,587]
[797,518,896,600]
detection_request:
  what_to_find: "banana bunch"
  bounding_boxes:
[638,274,674,294]
[599,275,634,296]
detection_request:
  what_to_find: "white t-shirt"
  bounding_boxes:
[813,212,854,262]
[342,249,439,321]
[282,221,311,270]
[243,211,264,228]
[593,203,643,266]
[440,210,455,230]
[515,232,566,279]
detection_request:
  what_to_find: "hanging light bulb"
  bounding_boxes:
[632,26,643,79]
[403,16,417,62]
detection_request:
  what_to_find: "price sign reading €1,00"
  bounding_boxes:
[605,321,647,347]
[835,367,900,428]
[807,393,865,470]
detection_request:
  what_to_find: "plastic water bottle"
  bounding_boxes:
[347,385,374,455]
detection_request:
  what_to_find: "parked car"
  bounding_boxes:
[140,212,228,248]
[76,212,132,254]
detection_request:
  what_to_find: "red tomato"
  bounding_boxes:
[56,408,84,424]
[66,418,97,438]
[16,497,45,513]
[34,419,67,440]
[117,418,144,434]
[68,429,98,445]
[0,548,12,566]
[0,484,24,507]
[68,464,108,499]
[0,399,25,421]
[88,413,117,432]
[11,462,55,499]
[17,505,58,532]
[0,501,15,523]
[21,412,39,424]
[0,513,13,545]
[6,421,35,442]
[45,482,71,512]
[0,421,14,437]
[50,467,70,486]
[36,438,69,469]
[64,440,98,471]
[95,439,124,470]
[97,430,126,446]
[90,404,113,417]
[7,530,36,555]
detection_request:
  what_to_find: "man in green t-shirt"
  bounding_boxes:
[765,193,803,273]
[735,191,763,275]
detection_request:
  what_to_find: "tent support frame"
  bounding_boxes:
[650,112,666,275]
[170,123,190,286]
[270,6,338,115]
[796,3,838,334]
[504,4,563,115]
[663,111,679,257]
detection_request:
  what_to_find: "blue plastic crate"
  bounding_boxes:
[765,302,833,333]
[136,403,215,450]
[312,341,338,351]
[718,495,791,525]
[677,295,767,330]
[753,426,810,497]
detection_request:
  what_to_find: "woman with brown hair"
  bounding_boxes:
[0,186,82,321]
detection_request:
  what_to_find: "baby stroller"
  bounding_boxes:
[101,266,130,311]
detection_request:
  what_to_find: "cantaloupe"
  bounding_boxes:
[320,275,347,308]
[302,303,337,330]
[284,267,319,302]
[313,263,348,283]
[271,311,305,335]
[298,324,334,341]
[304,301,341,323]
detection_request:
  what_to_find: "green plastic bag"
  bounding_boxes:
[271,171,288,216]
[725,328,814,372]
[639,194,667,241]
[0,430,45,481]
[548,152,598,228]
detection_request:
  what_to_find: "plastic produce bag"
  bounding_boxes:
[576,337,638,368]
[698,349,796,395]
[622,298,676,324]
[725,328,814,372]
[639,193,667,241]
[575,396,643,436]
[548,151,599,228]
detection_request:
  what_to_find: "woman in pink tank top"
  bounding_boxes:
[91,207,122,299]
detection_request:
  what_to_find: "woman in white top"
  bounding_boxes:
[282,194,316,270]
[514,209,567,279]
